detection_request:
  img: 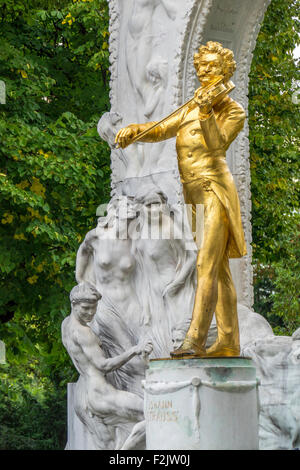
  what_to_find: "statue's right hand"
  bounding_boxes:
[135,339,153,356]
[114,124,139,149]
[142,341,153,357]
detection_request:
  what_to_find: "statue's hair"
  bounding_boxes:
[194,41,236,81]
[70,282,101,305]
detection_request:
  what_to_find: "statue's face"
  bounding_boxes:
[144,197,164,219]
[195,53,223,86]
[73,301,97,325]
[113,196,138,221]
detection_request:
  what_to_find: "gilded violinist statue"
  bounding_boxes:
[115,42,247,358]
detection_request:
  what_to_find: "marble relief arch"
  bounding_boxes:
[63,0,299,451]
[108,0,272,307]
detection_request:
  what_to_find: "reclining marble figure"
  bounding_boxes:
[62,282,153,450]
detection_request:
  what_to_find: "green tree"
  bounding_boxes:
[248,0,300,334]
[0,0,111,449]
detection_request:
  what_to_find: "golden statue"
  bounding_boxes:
[115,42,247,358]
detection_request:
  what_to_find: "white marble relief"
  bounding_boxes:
[242,329,300,450]
[63,0,299,451]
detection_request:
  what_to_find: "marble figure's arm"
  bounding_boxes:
[81,330,152,374]
[163,241,196,297]
[75,229,97,283]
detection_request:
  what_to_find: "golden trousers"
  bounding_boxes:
[182,178,240,350]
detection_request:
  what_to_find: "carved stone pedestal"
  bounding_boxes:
[144,357,259,450]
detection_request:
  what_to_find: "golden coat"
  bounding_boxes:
[136,95,247,258]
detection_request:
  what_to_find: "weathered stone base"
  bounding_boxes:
[65,383,97,450]
[144,357,259,450]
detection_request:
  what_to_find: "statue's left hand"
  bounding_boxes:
[194,88,213,115]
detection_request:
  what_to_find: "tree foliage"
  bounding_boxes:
[248,0,300,334]
[0,0,111,449]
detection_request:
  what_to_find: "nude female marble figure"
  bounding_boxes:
[131,186,196,354]
[126,0,176,120]
[75,196,153,395]
[75,196,143,334]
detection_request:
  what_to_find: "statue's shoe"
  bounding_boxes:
[205,342,240,357]
[170,338,206,358]
[170,347,206,358]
